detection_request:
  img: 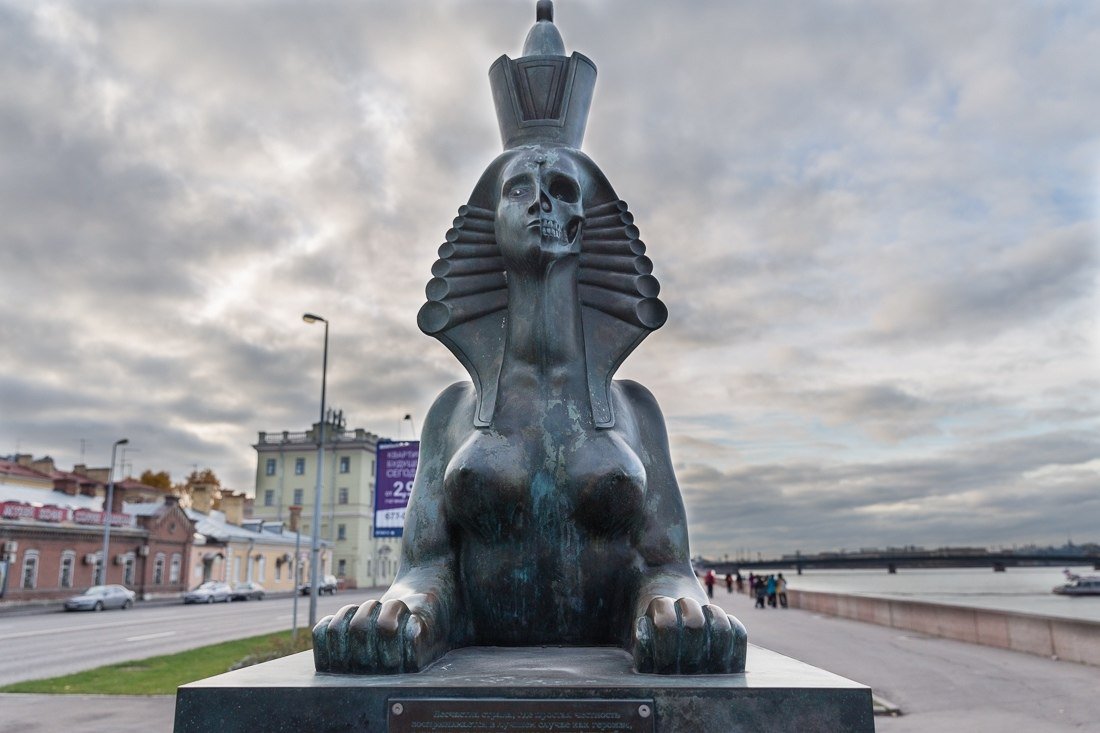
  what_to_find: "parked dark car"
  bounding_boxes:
[64,584,136,612]
[183,581,232,604]
[230,581,266,601]
[298,574,338,596]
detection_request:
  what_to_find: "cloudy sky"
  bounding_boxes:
[1,1,1097,558]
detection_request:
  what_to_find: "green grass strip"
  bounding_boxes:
[0,628,313,696]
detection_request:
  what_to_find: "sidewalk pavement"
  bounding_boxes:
[0,694,175,733]
[3,590,1098,732]
[711,588,1100,732]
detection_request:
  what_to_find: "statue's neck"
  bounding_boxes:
[499,256,587,396]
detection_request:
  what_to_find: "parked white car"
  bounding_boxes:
[298,574,339,596]
[64,584,136,612]
[183,581,232,604]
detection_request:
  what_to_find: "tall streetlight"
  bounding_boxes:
[302,312,328,628]
[99,438,129,585]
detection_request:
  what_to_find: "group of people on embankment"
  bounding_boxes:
[702,568,788,609]
[749,572,788,608]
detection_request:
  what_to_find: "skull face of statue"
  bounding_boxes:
[495,147,585,273]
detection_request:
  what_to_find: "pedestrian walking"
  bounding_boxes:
[725,573,734,594]
[735,571,744,594]
[753,577,766,608]
[777,573,788,608]
[766,574,777,608]
[704,569,716,599]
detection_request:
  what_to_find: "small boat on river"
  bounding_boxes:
[1052,570,1100,596]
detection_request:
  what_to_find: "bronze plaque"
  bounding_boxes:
[388,697,655,732]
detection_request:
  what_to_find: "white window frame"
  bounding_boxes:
[21,550,39,590]
[122,555,136,587]
[153,553,166,585]
[169,553,182,584]
[58,550,76,589]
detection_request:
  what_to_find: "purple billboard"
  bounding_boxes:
[373,440,419,537]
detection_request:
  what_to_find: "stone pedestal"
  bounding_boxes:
[175,645,873,732]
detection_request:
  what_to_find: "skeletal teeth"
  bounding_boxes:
[539,219,563,241]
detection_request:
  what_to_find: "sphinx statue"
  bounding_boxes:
[313,0,747,676]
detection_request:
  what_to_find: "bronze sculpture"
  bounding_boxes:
[313,0,747,676]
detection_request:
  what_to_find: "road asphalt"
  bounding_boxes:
[2,588,1097,732]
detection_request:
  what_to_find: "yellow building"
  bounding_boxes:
[185,501,324,593]
[251,420,402,589]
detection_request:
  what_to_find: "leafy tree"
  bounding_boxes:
[183,468,221,488]
[139,470,172,490]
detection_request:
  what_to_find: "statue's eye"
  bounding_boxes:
[508,185,530,199]
[549,178,579,203]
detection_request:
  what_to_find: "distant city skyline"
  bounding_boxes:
[2,1,1097,557]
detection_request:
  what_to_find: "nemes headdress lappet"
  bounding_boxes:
[417,0,666,429]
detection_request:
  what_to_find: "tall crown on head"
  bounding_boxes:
[489,1,596,150]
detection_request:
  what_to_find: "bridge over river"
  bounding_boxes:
[701,552,1100,575]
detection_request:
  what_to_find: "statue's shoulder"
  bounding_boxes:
[426,381,478,425]
[610,379,665,422]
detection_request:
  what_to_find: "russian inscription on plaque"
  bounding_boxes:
[388,698,654,733]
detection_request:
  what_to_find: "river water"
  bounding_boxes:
[746,565,1100,623]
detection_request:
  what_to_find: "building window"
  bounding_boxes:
[170,554,182,584]
[338,487,349,505]
[370,458,375,478]
[293,488,304,506]
[337,524,347,541]
[59,551,75,589]
[265,458,277,476]
[275,559,282,581]
[21,551,39,590]
[337,558,347,577]
[257,556,266,581]
[123,555,136,587]
[264,489,275,507]
[153,554,166,585]
[339,456,350,473]
[295,458,305,475]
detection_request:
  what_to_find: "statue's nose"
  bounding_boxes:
[528,190,552,215]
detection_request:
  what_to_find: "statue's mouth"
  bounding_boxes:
[529,216,582,244]
[538,218,565,241]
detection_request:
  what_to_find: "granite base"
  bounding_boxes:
[174,645,873,732]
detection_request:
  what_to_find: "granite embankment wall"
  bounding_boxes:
[786,589,1100,666]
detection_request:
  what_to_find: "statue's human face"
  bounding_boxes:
[495,148,584,272]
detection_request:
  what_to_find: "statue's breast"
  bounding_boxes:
[443,425,647,542]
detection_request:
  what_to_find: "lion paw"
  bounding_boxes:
[632,596,747,674]
[313,599,441,674]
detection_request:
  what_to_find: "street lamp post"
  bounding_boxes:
[302,312,328,628]
[99,438,129,585]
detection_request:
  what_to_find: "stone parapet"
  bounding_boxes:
[789,589,1100,666]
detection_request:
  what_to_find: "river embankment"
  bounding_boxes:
[786,588,1100,666]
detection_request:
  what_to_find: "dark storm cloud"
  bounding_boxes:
[1,1,1096,555]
